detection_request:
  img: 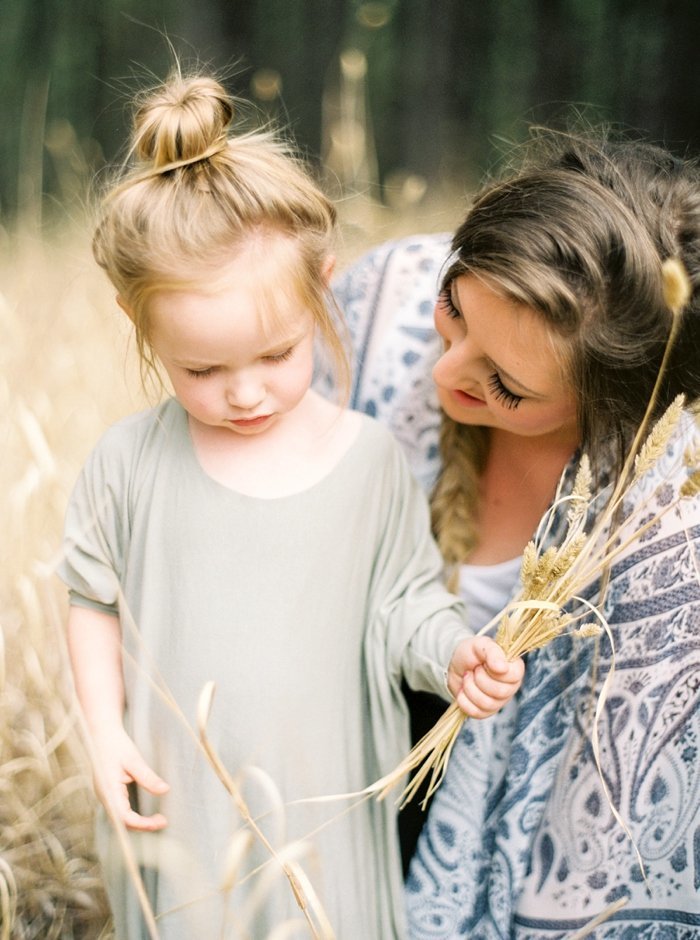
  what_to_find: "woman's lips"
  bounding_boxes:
[450,388,486,408]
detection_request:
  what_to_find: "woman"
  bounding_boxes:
[331,134,700,937]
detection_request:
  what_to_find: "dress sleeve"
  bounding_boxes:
[329,233,451,492]
[57,431,129,616]
[363,431,471,776]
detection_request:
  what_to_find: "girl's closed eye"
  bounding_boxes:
[264,347,294,363]
[187,367,216,379]
[487,372,524,409]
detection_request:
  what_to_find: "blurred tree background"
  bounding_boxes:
[1,0,698,226]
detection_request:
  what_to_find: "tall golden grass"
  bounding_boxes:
[0,222,141,937]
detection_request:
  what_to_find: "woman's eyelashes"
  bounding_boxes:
[487,372,524,409]
[439,287,461,319]
[439,287,524,409]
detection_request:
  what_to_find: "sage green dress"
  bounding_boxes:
[59,398,469,939]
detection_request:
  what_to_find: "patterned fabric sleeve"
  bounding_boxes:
[326,233,452,492]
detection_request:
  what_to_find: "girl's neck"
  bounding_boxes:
[186,391,362,498]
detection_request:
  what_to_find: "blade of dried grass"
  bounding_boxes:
[241,765,290,849]
[0,858,18,940]
[198,681,334,940]
[219,830,256,894]
[567,896,629,939]
[235,840,332,938]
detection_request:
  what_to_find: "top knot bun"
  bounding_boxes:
[132,75,234,169]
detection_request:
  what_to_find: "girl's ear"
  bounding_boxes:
[321,254,336,286]
[116,294,135,321]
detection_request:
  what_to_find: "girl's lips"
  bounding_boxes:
[229,414,272,427]
[450,388,486,408]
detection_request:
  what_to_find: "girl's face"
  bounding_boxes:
[433,274,579,445]
[147,246,317,439]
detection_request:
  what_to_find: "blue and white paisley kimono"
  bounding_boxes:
[331,234,700,939]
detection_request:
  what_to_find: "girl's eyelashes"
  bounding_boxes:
[264,347,294,363]
[487,372,524,409]
[185,347,294,376]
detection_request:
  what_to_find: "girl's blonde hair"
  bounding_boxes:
[432,132,700,572]
[93,71,349,393]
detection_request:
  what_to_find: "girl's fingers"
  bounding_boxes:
[481,661,524,692]
[469,669,511,701]
[457,670,501,716]
[125,750,170,795]
[108,779,169,831]
[121,807,168,831]
[456,662,525,717]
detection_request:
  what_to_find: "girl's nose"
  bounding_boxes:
[226,374,265,410]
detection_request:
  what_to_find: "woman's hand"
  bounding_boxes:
[90,724,170,831]
[447,636,524,718]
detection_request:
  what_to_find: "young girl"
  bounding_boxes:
[58,73,523,938]
[332,135,700,936]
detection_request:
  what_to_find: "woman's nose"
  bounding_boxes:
[433,338,475,388]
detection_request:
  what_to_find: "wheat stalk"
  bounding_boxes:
[197,682,336,940]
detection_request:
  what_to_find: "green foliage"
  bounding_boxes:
[1,0,698,223]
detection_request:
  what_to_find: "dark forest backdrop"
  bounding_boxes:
[1,0,699,223]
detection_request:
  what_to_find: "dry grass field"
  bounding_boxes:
[0,217,152,938]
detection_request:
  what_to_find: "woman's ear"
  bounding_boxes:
[321,254,336,286]
[116,294,135,322]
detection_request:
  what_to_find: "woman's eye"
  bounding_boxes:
[265,347,294,363]
[438,287,461,320]
[186,367,215,378]
[487,372,524,409]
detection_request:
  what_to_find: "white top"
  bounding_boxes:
[458,557,522,633]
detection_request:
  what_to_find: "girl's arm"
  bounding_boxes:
[67,605,169,831]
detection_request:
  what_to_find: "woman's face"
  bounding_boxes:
[433,274,579,446]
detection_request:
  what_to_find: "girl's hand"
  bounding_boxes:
[447,636,524,718]
[90,725,170,831]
